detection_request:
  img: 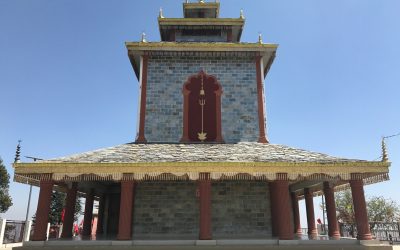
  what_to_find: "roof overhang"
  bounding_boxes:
[159,18,244,26]
[13,161,390,195]
[158,18,245,42]
[125,42,278,80]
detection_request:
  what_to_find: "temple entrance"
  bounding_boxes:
[181,70,223,143]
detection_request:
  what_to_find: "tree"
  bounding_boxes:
[367,196,400,223]
[335,190,355,224]
[0,157,13,214]
[33,190,82,225]
[335,190,400,224]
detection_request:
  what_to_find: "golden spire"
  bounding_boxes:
[240,9,245,19]
[258,33,263,44]
[198,74,207,142]
[381,137,388,162]
[141,32,147,43]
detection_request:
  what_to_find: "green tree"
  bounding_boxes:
[33,191,82,225]
[0,157,13,214]
[367,196,400,223]
[49,191,66,225]
[335,190,400,224]
[335,190,355,224]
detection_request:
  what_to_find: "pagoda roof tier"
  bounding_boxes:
[126,42,277,80]
[158,18,245,42]
[13,143,390,195]
[183,2,220,18]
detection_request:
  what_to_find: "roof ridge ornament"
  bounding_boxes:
[141,32,147,43]
[14,140,22,163]
[258,33,263,44]
[159,7,164,18]
[381,137,388,162]
[240,9,245,19]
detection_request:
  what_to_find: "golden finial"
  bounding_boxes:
[258,33,263,44]
[382,137,388,162]
[159,7,164,18]
[200,75,205,96]
[141,32,147,43]
[240,9,245,19]
[199,0,205,3]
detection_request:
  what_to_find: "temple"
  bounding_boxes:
[14,0,390,244]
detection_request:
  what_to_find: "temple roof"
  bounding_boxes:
[37,142,368,164]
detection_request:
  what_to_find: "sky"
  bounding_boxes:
[1,0,399,229]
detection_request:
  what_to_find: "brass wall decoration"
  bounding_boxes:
[198,75,207,141]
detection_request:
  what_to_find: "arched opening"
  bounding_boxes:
[181,70,223,143]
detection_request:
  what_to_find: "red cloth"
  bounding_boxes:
[61,208,65,223]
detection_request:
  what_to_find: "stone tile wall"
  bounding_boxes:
[132,181,272,238]
[145,55,261,143]
[212,181,272,238]
[133,181,199,238]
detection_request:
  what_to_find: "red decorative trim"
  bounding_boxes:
[199,173,212,240]
[255,56,268,143]
[136,55,149,143]
[181,88,190,142]
[181,70,224,143]
[32,180,54,241]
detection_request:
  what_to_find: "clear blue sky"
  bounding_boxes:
[1,0,399,227]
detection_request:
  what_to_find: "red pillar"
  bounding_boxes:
[82,189,94,236]
[270,175,293,240]
[135,55,148,143]
[255,55,268,143]
[32,179,53,241]
[291,192,302,236]
[323,182,340,239]
[199,173,212,240]
[117,180,135,240]
[61,182,78,238]
[304,188,317,239]
[96,195,105,235]
[350,175,372,240]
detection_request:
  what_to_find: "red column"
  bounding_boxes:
[323,182,340,239]
[350,174,372,240]
[199,173,212,240]
[96,195,105,235]
[117,180,135,240]
[291,192,302,236]
[271,174,293,240]
[255,55,268,143]
[269,182,278,237]
[32,179,53,241]
[136,55,149,143]
[304,188,317,239]
[82,189,94,236]
[61,182,78,238]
